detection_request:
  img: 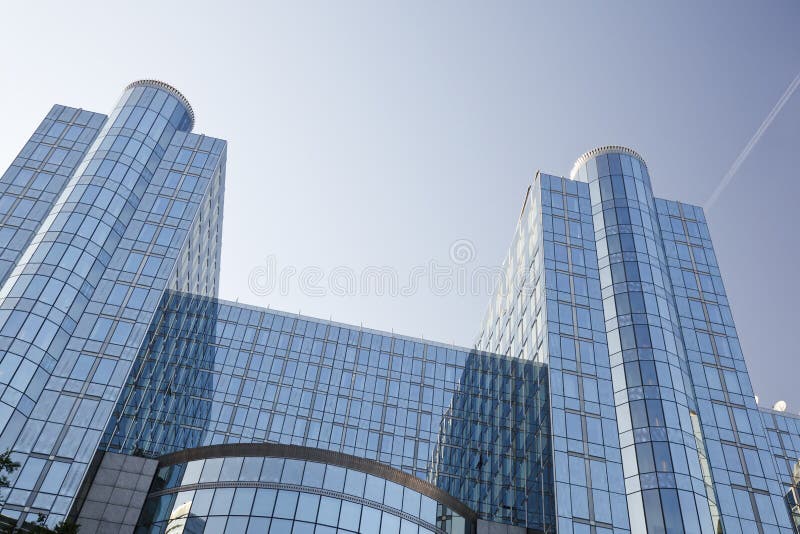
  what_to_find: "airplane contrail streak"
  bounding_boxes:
[705,71,800,210]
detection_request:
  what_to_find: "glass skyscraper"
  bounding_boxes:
[0,84,797,534]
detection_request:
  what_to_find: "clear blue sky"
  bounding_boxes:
[0,1,798,409]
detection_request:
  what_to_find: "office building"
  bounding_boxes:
[0,83,797,534]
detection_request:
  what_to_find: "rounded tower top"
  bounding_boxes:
[569,145,647,181]
[125,79,195,130]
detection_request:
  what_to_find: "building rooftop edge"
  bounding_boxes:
[171,290,510,358]
[125,79,195,129]
[569,145,647,180]
[759,405,800,419]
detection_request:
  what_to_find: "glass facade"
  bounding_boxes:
[476,146,800,533]
[762,409,800,532]
[138,446,472,534]
[0,85,797,534]
[0,105,106,289]
[0,81,226,528]
[101,290,552,530]
[657,198,791,533]
[476,174,629,534]
[577,149,715,533]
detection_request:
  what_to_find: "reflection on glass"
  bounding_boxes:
[137,457,471,534]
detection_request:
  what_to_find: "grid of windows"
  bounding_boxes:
[428,341,549,526]
[139,455,470,534]
[761,409,800,532]
[0,82,226,528]
[166,140,225,298]
[471,150,800,533]
[3,85,800,534]
[573,150,716,533]
[476,173,630,534]
[659,199,794,533]
[102,291,552,530]
[541,174,630,534]
[0,105,106,288]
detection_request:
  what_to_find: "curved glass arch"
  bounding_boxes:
[137,453,473,534]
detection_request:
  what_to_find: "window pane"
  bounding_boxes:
[241,458,263,481]
[199,458,223,482]
[181,460,204,485]
[261,458,284,482]
[301,462,325,488]
[384,481,403,508]
[252,489,277,517]
[339,500,361,531]
[190,489,214,516]
[269,518,292,532]
[295,492,320,523]
[317,496,341,527]
[205,517,227,532]
[210,487,234,515]
[247,518,270,534]
[322,465,346,492]
[381,512,401,534]
[364,475,385,502]
[220,457,244,481]
[344,469,366,497]
[402,488,420,516]
[281,459,304,484]
[224,516,248,534]
[360,506,382,534]
[274,490,299,519]
[231,487,256,515]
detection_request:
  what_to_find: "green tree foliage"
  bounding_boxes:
[0,453,79,532]
[0,450,19,490]
[30,515,79,534]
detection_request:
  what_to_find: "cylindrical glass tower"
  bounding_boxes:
[0,81,195,524]
[571,147,715,533]
[0,80,193,402]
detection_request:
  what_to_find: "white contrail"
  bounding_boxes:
[705,70,800,210]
